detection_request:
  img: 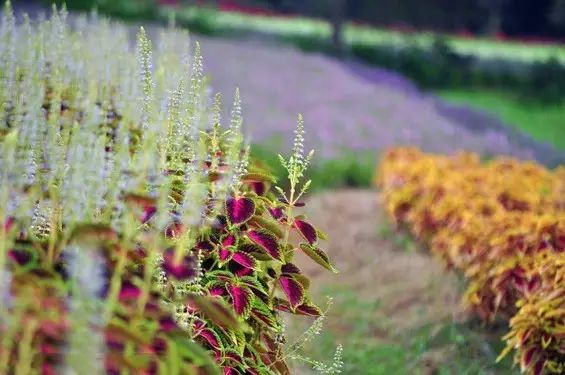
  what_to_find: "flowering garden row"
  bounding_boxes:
[378,147,564,375]
[0,3,339,374]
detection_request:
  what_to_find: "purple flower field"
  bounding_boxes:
[199,35,563,164]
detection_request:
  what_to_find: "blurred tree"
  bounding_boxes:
[550,0,565,32]
[501,0,553,36]
[480,0,505,35]
[197,0,565,38]
[331,0,347,55]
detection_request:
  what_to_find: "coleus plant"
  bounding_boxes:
[0,2,337,374]
[377,147,564,375]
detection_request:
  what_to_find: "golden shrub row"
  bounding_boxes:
[377,147,565,374]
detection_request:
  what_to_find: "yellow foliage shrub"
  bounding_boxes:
[377,147,565,374]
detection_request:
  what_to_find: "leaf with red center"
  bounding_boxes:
[159,317,178,333]
[526,276,541,293]
[247,230,281,261]
[296,301,322,316]
[219,247,232,263]
[151,337,168,355]
[219,235,236,263]
[228,284,253,317]
[294,220,318,244]
[278,276,304,309]
[232,252,256,270]
[119,280,141,301]
[281,263,310,288]
[226,197,255,225]
[186,295,240,330]
[163,248,197,280]
[208,285,226,297]
[233,263,253,277]
[141,206,156,224]
[520,346,538,372]
[7,248,35,267]
[269,207,284,220]
[533,359,546,375]
[239,243,273,261]
[299,244,337,273]
[281,263,301,275]
[197,328,221,349]
[248,181,267,195]
[165,222,184,238]
[223,367,239,375]
[3,217,15,232]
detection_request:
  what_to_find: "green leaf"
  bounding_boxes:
[299,244,338,273]
[247,214,284,238]
[186,295,240,330]
[172,336,221,375]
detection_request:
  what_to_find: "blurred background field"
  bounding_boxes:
[9,0,564,373]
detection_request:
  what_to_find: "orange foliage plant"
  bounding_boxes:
[377,147,564,374]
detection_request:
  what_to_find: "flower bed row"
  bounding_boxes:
[0,3,337,374]
[377,147,564,374]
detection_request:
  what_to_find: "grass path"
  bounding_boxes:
[287,190,517,374]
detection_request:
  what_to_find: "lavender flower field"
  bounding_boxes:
[198,36,561,164]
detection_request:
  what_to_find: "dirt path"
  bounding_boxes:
[285,190,517,374]
[296,189,461,331]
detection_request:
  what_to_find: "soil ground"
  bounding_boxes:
[286,190,515,375]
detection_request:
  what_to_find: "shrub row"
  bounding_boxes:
[0,4,338,374]
[377,147,564,374]
[45,1,565,102]
[162,7,565,103]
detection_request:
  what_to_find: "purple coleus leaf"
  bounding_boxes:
[296,302,322,316]
[3,217,15,232]
[279,276,305,309]
[269,207,284,220]
[163,248,197,280]
[294,219,318,245]
[219,235,236,263]
[521,346,539,373]
[197,328,221,349]
[219,247,232,263]
[281,263,301,275]
[7,249,34,267]
[227,284,253,316]
[141,206,157,224]
[226,197,255,225]
[247,181,266,196]
[232,252,256,269]
[119,280,141,301]
[209,285,226,297]
[275,298,321,317]
[247,230,282,261]
[159,317,179,333]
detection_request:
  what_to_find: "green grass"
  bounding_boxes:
[438,89,565,150]
[251,142,376,192]
[292,285,518,375]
